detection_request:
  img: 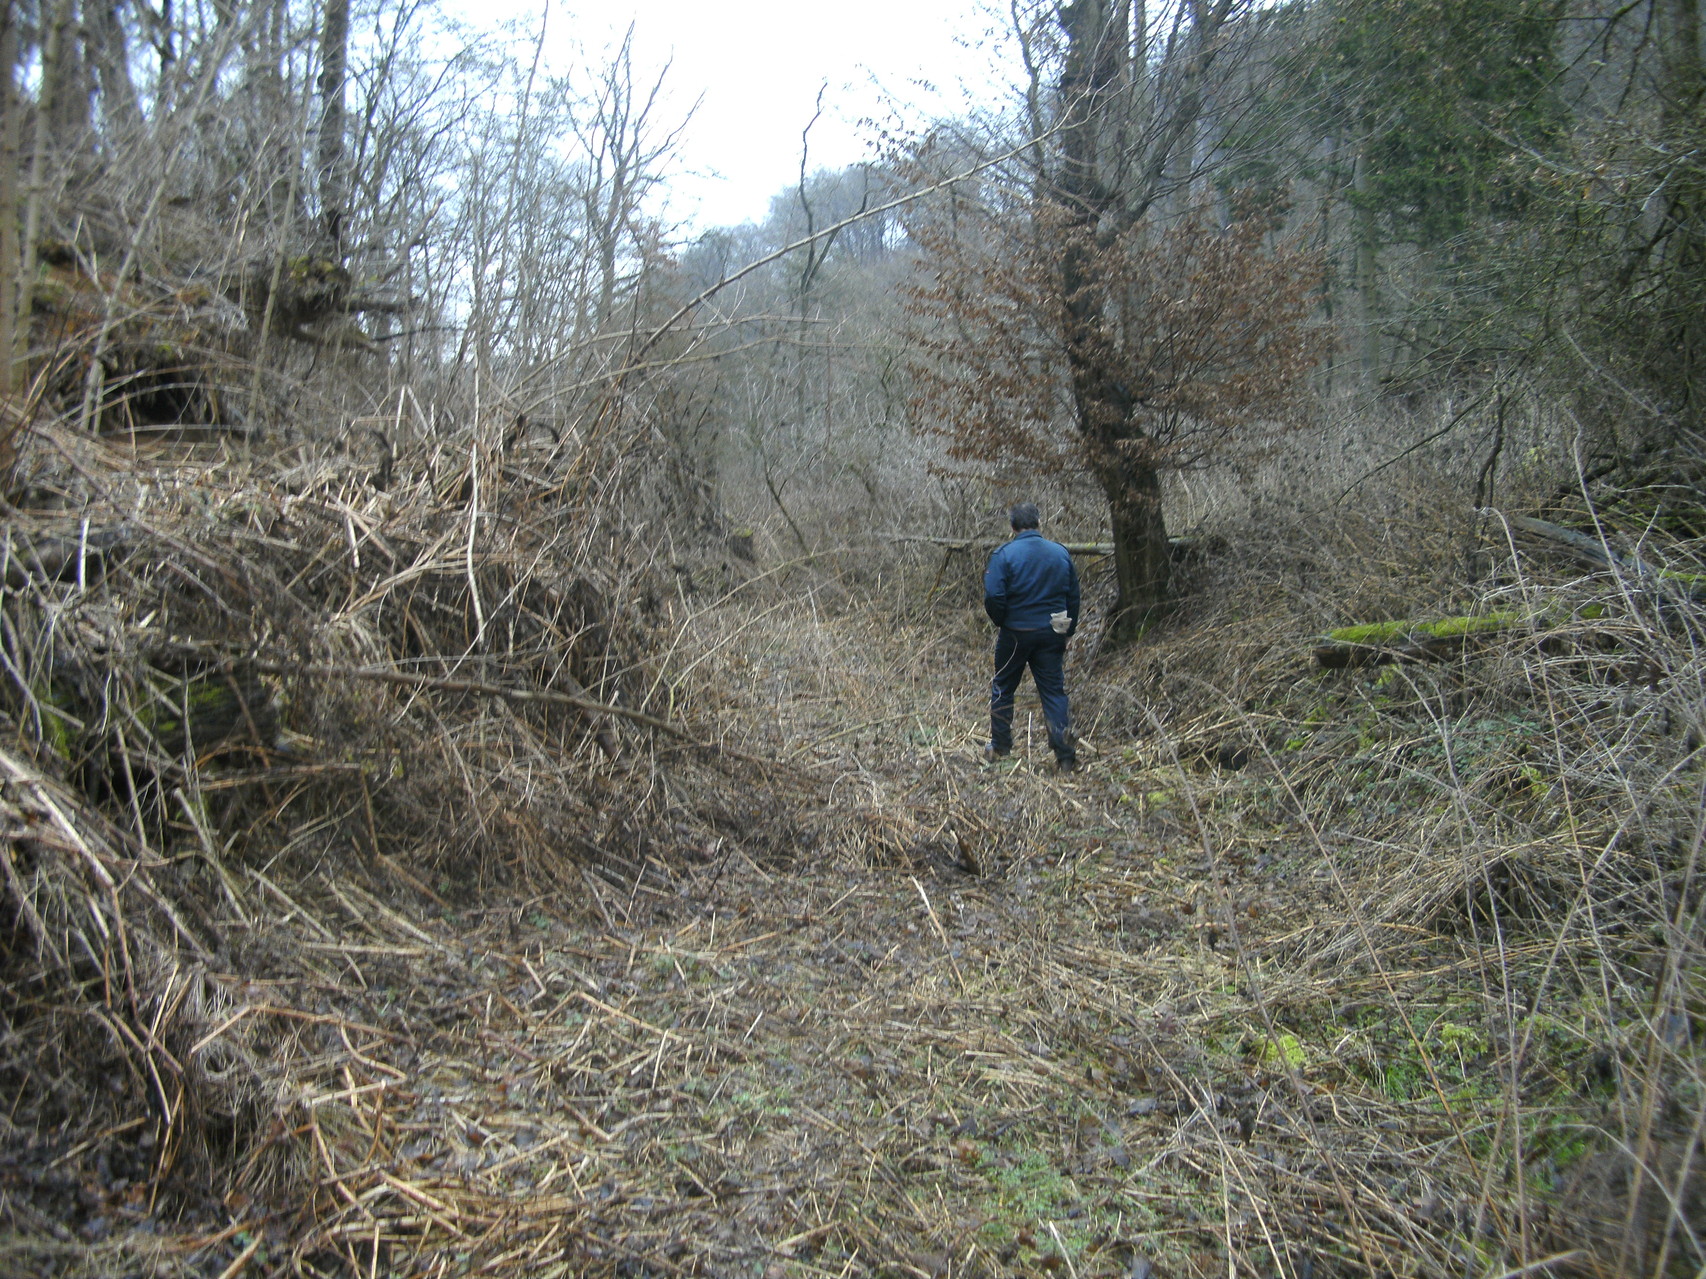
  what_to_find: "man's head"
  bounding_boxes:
[1009,502,1041,531]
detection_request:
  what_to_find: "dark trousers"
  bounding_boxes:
[990,627,1074,763]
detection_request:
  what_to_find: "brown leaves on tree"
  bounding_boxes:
[904,191,1327,482]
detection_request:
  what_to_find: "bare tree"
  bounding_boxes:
[565,25,687,335]
[0,0,21,403]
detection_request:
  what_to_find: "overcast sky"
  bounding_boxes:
[449,0,1011,231]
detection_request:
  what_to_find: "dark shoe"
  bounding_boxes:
[1056,757,1079,774]
[983,743,1010,764]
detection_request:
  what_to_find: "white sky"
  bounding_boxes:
[452,0,1010,231]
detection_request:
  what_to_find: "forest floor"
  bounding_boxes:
[19,597,1588,1279]
[250,610,1367,1279]
[6,458,1696,1279]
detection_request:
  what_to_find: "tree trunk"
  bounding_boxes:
[1055,0,1172,639]
[42,0,85,156]
[1352,145,1381,387]
[316,0,350,254]
[1656,0,1704,417]
[18,0,67,376]
[84,0,140,138]
[0,1,20,401]
[1099,452,1170,640]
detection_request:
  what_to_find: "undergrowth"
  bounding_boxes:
[1079,473,1706,1277]
[0,421,1700,1279]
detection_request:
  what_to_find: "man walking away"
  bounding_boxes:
[983,503,1080,772]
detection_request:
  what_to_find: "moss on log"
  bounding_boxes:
[1313,611,1528,668]
[132,663,276,760]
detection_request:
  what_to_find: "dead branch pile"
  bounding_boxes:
[0,415,806,1274]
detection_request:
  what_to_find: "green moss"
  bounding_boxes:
[1327,620,1409,645]
[1255,1032,1307,1069]
[1382,1055,1425,1100]
[134,670,260,755]
[1424,610,1522,638]
[1327,610,1525,646]
[1655,567,1706,589]
[986,1150,1075,1218]
[1435,1021,1488,1059]
[33,679,81,760]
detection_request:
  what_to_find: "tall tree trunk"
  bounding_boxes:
[0,0,20,403]
[1051,0,1242,642]
[1655,0,1704,417]
[44,0,86,157]
[1056,0,1171,641]
[85,0,140,139]
[18,0,67,377]
[1351,145,1381,387]
[316,0,350,254]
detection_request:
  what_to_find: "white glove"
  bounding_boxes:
[1050,610,1071,635]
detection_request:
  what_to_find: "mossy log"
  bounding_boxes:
[1313,611,1528,668]
[30,660,276,790]
[130,660,277,761]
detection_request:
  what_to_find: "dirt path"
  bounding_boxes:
[312,779,1286,1279]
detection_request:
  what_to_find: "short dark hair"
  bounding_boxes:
[1009,502,1040,530]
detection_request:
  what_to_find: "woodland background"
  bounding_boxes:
[0,1,1702,1277]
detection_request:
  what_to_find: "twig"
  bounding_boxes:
[910,876,967,996]
[233,655,701,740]
[215,1233,264,1279]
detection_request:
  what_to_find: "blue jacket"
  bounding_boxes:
[984,530,1080,633]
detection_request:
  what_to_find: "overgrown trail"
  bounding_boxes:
[228,608,1390,1279]
[10,544,1693,1279]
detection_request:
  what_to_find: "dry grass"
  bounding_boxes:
[0,415,1701,1279]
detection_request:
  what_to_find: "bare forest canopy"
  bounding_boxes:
[0,1,1703,1278]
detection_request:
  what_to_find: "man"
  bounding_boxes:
[982,502,1080,772]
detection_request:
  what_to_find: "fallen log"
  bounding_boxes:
[888,535,1116,556]
[1503,514,1706,600]
[887,534,1220,558]
[1313,611,1529,668]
